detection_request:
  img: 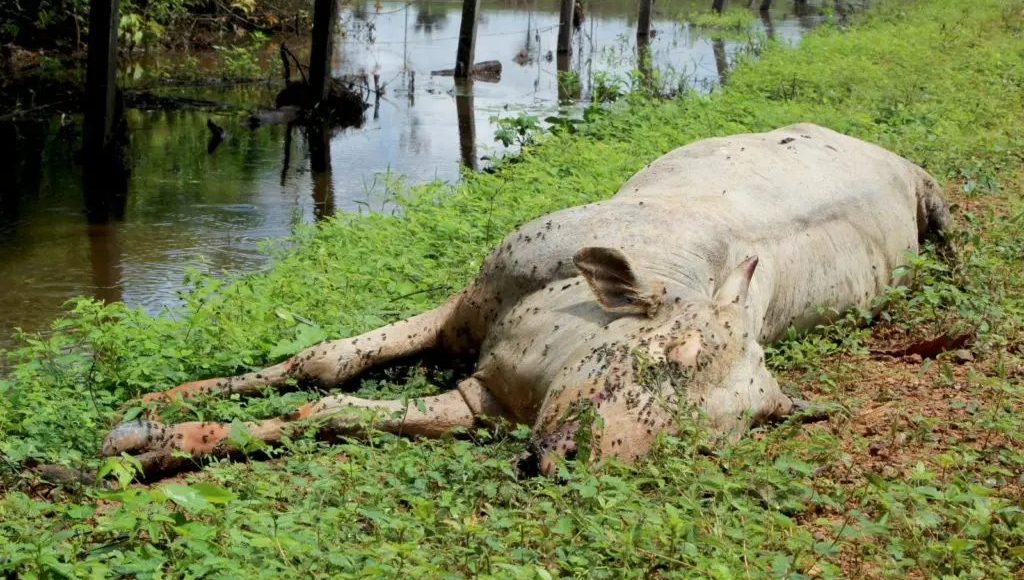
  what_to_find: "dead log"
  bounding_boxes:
[246,105,303,128]
[270,77,368,127]
[431,60,502,82]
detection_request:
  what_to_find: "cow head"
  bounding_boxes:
[520,248,793,477]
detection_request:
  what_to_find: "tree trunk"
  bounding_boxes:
[557,0,575,54]
[454,0,481,78]
[637,0,654,39]
[83,0,119,165]
[309,0,338,104]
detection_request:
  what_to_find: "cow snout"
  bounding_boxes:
[515,449,543,477]
[516,434,579,478]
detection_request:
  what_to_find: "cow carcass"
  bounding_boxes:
[103,123,949,477]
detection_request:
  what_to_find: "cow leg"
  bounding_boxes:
[106,378,506,476]
[143,296,469,404]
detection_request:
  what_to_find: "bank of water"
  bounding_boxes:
[0,0,836,346]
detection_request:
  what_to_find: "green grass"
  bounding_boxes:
[3,0,1024,576]
[686,8,759,33]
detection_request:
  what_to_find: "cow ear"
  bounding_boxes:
[574,247,663,317]
[714,256,759,307]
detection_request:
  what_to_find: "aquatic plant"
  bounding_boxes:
[686,8,758,32]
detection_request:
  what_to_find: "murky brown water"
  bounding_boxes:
[0,0,837,347]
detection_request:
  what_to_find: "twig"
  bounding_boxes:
[280,44,309,86]
[389,285,448,303]
[636,547,688,566]
[211,0,266,31]
[0,98,77,122]
[0,451,20,473]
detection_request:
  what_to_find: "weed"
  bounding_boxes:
[491,114,542,148]
[686,9,758,32]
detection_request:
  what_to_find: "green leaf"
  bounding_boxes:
[160,483,212,513]
[865,472,886,488]
[191,482,235,505]
[575,482,598,498]
[122,406,144,422]
[294,323,328,348]
[552,517,574,535]
[414,397,428,414]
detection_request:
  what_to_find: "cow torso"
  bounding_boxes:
[451,123,933,431]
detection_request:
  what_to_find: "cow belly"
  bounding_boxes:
[754,216,917,342]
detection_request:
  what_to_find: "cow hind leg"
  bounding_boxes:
[142,296,469,405]
[105,378,505,477]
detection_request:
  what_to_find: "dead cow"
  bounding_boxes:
[103,123,949,476]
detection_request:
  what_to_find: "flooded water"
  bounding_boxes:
[0,0,836,346]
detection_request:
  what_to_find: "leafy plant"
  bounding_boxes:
[214,38,265,81]
[686,9,757,33]
[491,114,541,148]
[592,72,626,104]
[557,70,582,103]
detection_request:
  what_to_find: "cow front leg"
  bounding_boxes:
[143,296,468,405]
[105,378,506,477]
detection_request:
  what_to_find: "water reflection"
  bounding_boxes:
[712,39,729,86]
[308,122,336,220]
[793,0,819,29]
[0,0,832,346]
[454,79,478,170]
[415,3,449,34]
[87,222,123,305]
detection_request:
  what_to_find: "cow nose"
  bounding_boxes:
[515,450,562,477]
[515,450,543,478]
[516,439,579,478]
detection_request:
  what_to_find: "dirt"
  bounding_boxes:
[867,327,973,359]
[785,324,1023,576]
[798,353,1016,476]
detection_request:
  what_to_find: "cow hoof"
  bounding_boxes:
[102,420,168,456]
